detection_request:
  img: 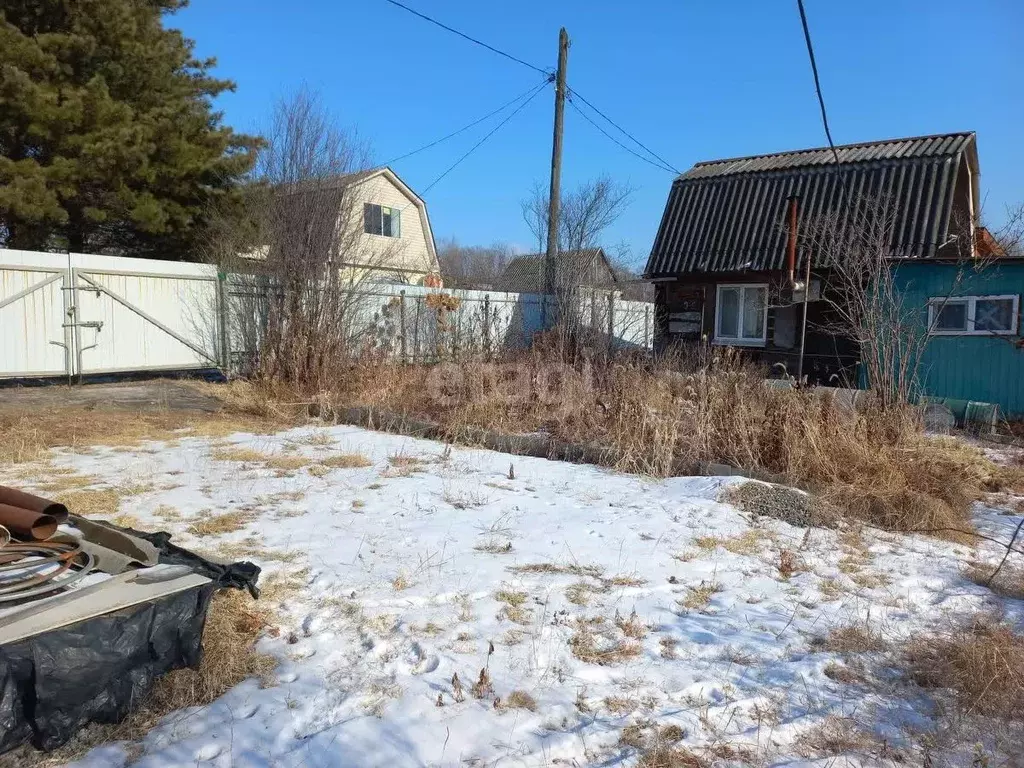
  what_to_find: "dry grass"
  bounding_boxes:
[153,504,183,522]
[964,562,1024,599]
[503,690,537,711]
[679,581,721,612]
[823,661,865,684]
[320,452,373,469]
[906,616,1024,719]
[442,484,491,510]
[815,625,886,654]
[54,488,121,518]
[210,446,271,463]
[319,352,997,540]
[569,617,642,665]
[511,562,604,578]
[606,573,647,587]
[474,538,514,554]
[636,746,704,768]
[0,393,289,469]
[264,455,313,472]
[495,588,531,625]
[794,715,880,758]
[187,509,257,537]
[565,581,598,606]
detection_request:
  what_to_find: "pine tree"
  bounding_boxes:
[0,0,261,258]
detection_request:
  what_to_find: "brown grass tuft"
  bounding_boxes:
[794,715,881,758]
[210,447,272,463]
[679,581,721,612]
[320,452,373,469]
[511,562,604,578]
[906,616,1024,719]
[636,746,705,768]
[815,625,886,654]
[964,562,1024,600]
[503,690,537,711]
[187,509,257,537]
[569,618,642,665]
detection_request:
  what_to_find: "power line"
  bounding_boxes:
[384,79,551,166]
[567,88,680,174]
[417,81,549,197]
[383,0,550,76]
[795,0,840,167]
[566,95,676,174]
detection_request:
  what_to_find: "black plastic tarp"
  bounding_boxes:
[0,584,215,752]
[0,530,260,754]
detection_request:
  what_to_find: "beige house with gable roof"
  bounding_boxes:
[242,166,442,286]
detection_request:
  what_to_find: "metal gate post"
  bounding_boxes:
[217,271,231,375]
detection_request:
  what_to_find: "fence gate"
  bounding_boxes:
[0,250,72,379]
[67,253,223,377]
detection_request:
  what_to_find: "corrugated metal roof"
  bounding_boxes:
[495,249,615,293]
[646,132,976,277]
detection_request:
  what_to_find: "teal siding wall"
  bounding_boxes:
[891,261,1024,416]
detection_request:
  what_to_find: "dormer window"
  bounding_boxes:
[364,203,401,238]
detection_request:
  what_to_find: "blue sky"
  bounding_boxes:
[176,0,1022,269]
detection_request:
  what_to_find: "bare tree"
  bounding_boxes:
[991,202,1024,258]
[521,175,632,352]
[436,238,515,289]
[204,88,399,388]
[802,194,979,408]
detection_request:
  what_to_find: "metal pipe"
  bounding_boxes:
[0,486,69,523]
[786,196,798,287]
[0,504,58,540]
[796,250,813,384]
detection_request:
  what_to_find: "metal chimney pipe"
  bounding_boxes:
[786,196,799,287]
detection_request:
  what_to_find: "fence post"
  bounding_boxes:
[216,271,231,375]
[607,292,615,356]
[399,290,407,362]
[644,304,650,350]
[413,296,421,363]
[483,294,491,360]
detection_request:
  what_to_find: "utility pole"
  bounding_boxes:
[543,27,569,327]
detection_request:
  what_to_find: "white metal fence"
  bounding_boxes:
[1,249,653,379]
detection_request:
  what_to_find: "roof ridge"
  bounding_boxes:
[690,131,975,170]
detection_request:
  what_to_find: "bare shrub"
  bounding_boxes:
[206,88,398,390]
[520,176,632,354]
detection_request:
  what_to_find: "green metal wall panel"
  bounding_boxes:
[891,261,1024,416]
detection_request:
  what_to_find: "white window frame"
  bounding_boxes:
[927,294,1019,336]
[363,203,401,238]
[714,283,768,347]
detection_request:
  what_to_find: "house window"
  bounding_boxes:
[928,295,1019,336]
[715,284,768,345]
[363,203,401,238]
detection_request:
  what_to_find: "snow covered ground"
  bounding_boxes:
[7,423,1024,767]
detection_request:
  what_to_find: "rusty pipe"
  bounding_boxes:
[0,486,69,523]
[0,504,58,541]
[786,196,799,287]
